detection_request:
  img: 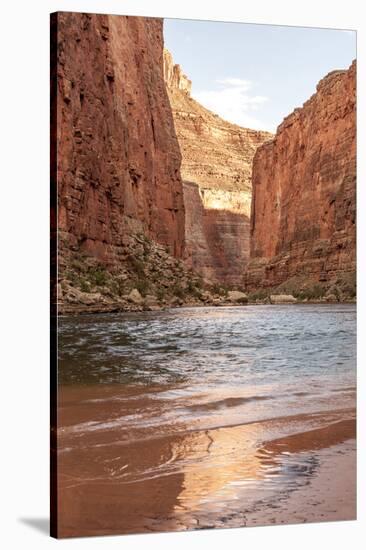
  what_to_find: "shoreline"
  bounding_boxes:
[57,299,357,316]
[56,379,356,537]
[244,439,356,527]
[56,423,356,537]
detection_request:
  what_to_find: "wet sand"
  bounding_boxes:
[246,439,356,527]
[55,384,356,538]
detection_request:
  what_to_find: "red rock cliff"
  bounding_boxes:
[55,13,185,265]
[246,61,356,293]
[164,49,271,284]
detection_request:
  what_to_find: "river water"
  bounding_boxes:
[56,304,356,537]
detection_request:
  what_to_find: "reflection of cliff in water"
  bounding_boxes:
[172,420,266,516]
[57,382,355,536]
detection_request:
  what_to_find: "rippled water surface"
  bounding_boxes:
[59,304,356,430]
[57,304,356,536]
[60,304,356,380]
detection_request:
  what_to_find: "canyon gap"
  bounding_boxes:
[164,49,272,285]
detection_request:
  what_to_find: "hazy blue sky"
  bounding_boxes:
[164,19,356,132]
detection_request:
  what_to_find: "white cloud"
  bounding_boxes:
[216,77,252,88]
[192,78,272,131]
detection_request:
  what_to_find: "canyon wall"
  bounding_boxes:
[183,182,250,283]
[246,61,356,295]
[53,13,230,314]
[164,49,271,285]
[55,13,185,268]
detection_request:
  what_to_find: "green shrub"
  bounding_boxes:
[135,278,149,297]
[79,279,90,293]
[210,283,228,297]
[66,270,78,286]
[248,289,269,301]
[336,273,356,298]
[128,256,145,278]
[190,286,203,299]
[310,284,325,299]
[171,284,186,299]
[88,267,107,286]
[108,278,125,297]
[156,287,166,303]
[140,235,152,257]
[346,286,356,299]
[70,258,86,273]
[186,280,203,298]
[295,283,326,300]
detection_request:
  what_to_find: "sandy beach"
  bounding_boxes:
[246,439,356,527]
[56,384,356,537]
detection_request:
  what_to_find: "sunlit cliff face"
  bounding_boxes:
[182,181,251,284]
[199,188,251,217]
[163,48,192,94]
[247,61,356,290]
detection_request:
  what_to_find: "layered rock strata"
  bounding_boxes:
[246,61,356,298]
[55,13,185,269]
[53,12,254,313]
[183,181,251,283]
[164,49,271,285]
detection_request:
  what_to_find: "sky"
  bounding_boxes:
[164,19,356,133]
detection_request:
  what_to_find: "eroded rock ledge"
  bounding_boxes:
[58,233,252,315]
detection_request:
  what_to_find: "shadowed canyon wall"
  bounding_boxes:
[55,13,185,267]
[164,49,272,284]
[183,182,250,283]
[54,13,238,314]
[246,61,356,293]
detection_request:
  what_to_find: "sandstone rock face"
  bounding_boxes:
[55,13,185,269]
[163,49,192,94]
[164,49,271,285]
[127,288,143,305]
[227,290,248,303]
[246,61,356,292]
[182,181,251,283]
